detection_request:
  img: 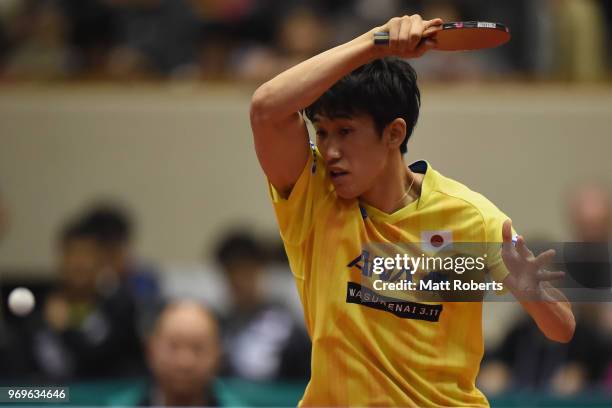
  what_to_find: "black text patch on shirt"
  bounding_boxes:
[346,282,443,322]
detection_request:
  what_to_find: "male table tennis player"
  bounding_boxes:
[250,15,575,407]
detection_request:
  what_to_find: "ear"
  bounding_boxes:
[384,118,407,151]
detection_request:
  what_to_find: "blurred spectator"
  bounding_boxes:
[552,0,607,81]
[3,0,73,80]
[479,183,612,396]
[141,300,223,407]
[104,0,202,79]
[80,203,162,336]
[28,218,145,381]
[231,6,330,82]
[409,0,498,81]
[603,0,612,70]
[478,312,606,396]
[58,0,117,78]
[191,0,292,79]
[0,0,610,81]
[568,183,611,243]
[0,191,30,381]
[566,183,612,390]
[555,183,612,393]
[214,230,311,381]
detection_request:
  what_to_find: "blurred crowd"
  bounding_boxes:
[0,0,610,83]
[479,183,612,397]
[1,181,611,405]
[0,199,311,406]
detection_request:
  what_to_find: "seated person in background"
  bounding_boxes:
[142,300,222,407]
[566,183,612,390]
[478,313,604,396]
[479,184,612,396]
[80,203,162,335]
[29,218,145,381]
[0,191,30,380]
[214,231,311,381]
[568,183,611,244]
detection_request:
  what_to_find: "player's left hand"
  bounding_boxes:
[501,220,565,301]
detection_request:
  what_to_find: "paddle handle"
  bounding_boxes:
[373,32,390,45]
[373,25,441,46]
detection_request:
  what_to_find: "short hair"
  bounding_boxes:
[59,218,97,247]
[214,230,266,268]
[304,57,421,155]
[81,204,132,247]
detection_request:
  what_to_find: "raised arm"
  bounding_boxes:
[249,15,443,197]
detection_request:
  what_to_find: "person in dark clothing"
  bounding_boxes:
[80,203,162,337]
[480,184,612,395]
[481,315,608,394]
[214,230,311,381]
[28,218,145,381]
[0,192,30,381]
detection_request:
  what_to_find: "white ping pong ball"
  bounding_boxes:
[8,287,35,317]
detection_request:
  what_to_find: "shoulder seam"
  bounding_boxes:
[430,189,488,242]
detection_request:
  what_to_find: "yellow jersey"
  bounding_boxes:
[268,144,513,407]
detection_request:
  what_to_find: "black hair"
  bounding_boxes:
[304,57,421,155]
[59,218,97,247]
[214,231,266,268]
[81,204,132,247]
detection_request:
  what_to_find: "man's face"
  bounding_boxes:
[226,259,263,309]
[148,305,220,397]
[570,186,611,242]
[60,237,102,295]
[313,114,391,199]
[104,243,130,277]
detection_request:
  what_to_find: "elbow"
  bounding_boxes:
[547,315,576,344]
[552,328,574,344]
[250,84,275,126]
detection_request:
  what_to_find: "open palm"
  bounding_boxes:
[501,220,565,301]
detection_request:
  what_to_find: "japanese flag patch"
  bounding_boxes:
[421,230,453,253]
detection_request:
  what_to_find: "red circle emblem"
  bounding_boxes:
[430,234,444,248]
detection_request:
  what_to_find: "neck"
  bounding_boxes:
[359,154,420,214]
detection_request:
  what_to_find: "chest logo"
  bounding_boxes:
[421,230,453,253]
[346,282,442,322]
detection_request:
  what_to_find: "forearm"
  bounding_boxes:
[251,31,377,121]
[517,284,575,343]
[249,14,439,191]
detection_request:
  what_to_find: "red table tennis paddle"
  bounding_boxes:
[374,21,511,51]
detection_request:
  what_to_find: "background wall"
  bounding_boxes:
[1,84,611,276]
